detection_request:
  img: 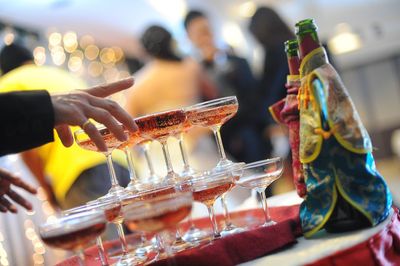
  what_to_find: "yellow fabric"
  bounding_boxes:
[299,47,325,78]
[0,65,126,203]
[299,74,323,164]
[286,75,300,84]
[268,105,281,124]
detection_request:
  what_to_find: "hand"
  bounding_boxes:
[0,168,37,213]
[51,77,138,152]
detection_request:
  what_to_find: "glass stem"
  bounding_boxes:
[212,126,227,161]
[155,234,166,255]
[160,139,175,179]
[257,189,271,224]
[124,147,137,183]
[206,204,221,238]
[178,133,191,172]
[77,250,85,266]
[116,222,129,254]
[221,194,232,227]
[96,236,109,266]
[188,213,196,230]
[175,228,184,242]
[143,142,156,177]
[105,153,120,190]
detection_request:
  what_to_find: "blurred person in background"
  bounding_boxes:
[183,10,272,164]
[249,6,300,194]
[0,43,130,210]
[125,24,216,117]
[249,6,294,160]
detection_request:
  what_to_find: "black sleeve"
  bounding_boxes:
[0,90,55,156]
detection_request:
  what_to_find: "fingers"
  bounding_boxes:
[79,119,108,152]
[55,125,74,147]
[84,106,128,142]
[0,197,17,213]
[7,190,33,211]
[85,77,134,98]
[0,168,36,194]
[2,173,37,194]
[87,97,137,132]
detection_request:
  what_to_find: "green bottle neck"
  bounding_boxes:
[298,30,321,60]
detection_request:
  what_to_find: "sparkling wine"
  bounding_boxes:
[125,205,191,233]
[193,182,233,206]
[135,110,186,140]
[139,187,176,200]
[104,204,122,223]
[41,222,106,251]
[76,127,135,151]
[118,131,144,149]
[187,103,238,127]
[122,186,176,206]
[235,170,282,189]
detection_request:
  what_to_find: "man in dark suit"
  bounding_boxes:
[0,75,137,213]
[184,10,272,163]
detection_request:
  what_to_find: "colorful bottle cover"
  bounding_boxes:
[296,19,392,237]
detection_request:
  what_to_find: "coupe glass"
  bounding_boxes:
[123,191,193,262]
[74,125,129,200]
[234,158,284,227]
[174,118,209,243]
[62,206,109,266]
[185,96,238,172]
[188,169,241,239]
[135,109,187,184]
[74,125,145,264]
[64,199,147,266]
[39,210,107,266]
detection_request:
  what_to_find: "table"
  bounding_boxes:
[58,192,400,266]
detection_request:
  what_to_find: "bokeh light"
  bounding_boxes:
[85,44,100,60]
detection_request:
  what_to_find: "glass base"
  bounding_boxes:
[162,172,181,186]
[98,186,127,202]
[212,160,244,174]
[171,237,195,253]
[179,167,197,178]
[220,224,246,237]
[261,220,277,227]
[144,174,163,184]
[125,181,155,193]
[182,227,212,244]
[114,251,147,266]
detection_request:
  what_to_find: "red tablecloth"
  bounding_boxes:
[57,206,400,266]
[57,205,301,266]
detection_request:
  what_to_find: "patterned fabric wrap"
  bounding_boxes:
[269,76,306,197]
[298,47,392,238]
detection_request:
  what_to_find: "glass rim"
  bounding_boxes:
[63,199,120,216]
[122,191,193,219]
[121,185,175,202]
[40,209,106,230]
[185,96,237,110]
[134,108,185,122]
[241,157,282,170]
[189,163,245,181]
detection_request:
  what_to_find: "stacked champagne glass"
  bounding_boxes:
[38,96,285,265]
